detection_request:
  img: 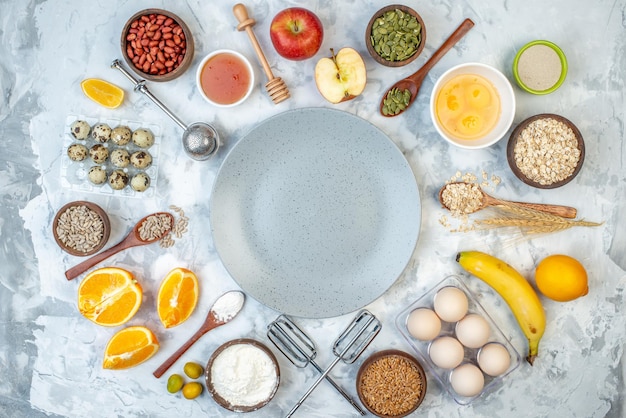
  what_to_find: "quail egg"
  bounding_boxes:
[110,149,130,168]
[111,126,132,145]
[89,144,109,164]
[130,172,151,192]
[67,143,88,162]
[132,128,155,148]
[92,123,112,143]
[88,166,107,185]
[70,120,91,140]
[108,169,129,190]
[130,150,152,169]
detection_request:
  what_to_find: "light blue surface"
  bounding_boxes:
[1,0,625,417]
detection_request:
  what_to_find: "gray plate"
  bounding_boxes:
[210,108,421,318]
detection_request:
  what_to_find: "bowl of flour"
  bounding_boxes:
[206,338,280,412]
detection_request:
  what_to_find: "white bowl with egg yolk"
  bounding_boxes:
[430,62,515,149]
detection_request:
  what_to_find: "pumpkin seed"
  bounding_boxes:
[370,9,422,62]
[381,87,412,116]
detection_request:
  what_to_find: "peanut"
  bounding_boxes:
[124,13,188,76]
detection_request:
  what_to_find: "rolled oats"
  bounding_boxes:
[513,117,581,186]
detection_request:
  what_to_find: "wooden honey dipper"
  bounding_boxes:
[233,3,290,104]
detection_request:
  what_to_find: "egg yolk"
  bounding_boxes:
[436,74,501,140]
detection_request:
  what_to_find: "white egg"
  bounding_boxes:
[433,286,469,322]
[450,363,484,397]
[477,342,511,376]
[455,314,491,348]
[429,336,465,369]
[407,308,442,341]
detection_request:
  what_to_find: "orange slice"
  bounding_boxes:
[157,267,199,328]
[103,326,159,369]
[78,267,142,327]
[80,78,125,109]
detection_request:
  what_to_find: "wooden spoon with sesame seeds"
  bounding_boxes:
[65,212,174,281]
[439,182,578,218]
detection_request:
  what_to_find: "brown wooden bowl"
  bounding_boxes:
[121,8,194,82]
[52,201,110,257]
[365,5,426,67]
[507,113,585,189]
[206,338,280,413]
[356,349,427,417]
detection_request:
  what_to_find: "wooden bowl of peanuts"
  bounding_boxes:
[53,201,111,257]
[121,9,195,82]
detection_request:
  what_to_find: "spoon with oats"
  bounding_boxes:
[65,212,174,281]
[439,182,578,218]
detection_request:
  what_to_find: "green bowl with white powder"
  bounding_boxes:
[512,40,567,95]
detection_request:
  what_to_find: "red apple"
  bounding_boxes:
[269,7,323,61]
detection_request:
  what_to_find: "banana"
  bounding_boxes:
[456,251,546,365]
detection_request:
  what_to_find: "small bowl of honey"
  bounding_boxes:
[429,62,515,149]
[196,49,255,107]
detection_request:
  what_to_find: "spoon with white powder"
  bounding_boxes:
[153,290,245,378]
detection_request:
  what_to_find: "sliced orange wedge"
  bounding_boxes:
[157,267,199,328]
[103,326,159,369]
[78,267,142,327]
[80,78,125,109]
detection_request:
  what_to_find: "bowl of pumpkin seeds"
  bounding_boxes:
[365,5,426,67]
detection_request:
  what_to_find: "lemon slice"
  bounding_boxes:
[80,78,125,109]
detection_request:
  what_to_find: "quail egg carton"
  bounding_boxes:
[60,115,160,198]
[395,275,521,405]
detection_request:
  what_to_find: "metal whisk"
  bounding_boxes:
[285,310,381,417]
[267,315,366,415]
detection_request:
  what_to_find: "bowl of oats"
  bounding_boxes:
[507,114,585,189]
[53,201,111,256]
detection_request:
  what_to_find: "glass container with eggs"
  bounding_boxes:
[61,115,160,198]
[395,275,521,405]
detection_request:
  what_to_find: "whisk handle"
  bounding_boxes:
[285,355,343,418]
[309,360,366,415]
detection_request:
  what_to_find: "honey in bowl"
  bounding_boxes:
[435,74,501,140]
[198,50,253,107]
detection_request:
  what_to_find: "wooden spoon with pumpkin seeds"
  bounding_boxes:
[380,18,474,117]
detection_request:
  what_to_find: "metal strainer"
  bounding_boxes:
[111,59,219,160]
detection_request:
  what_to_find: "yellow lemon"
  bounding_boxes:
[535,255,588,302]
[80,78,125,108]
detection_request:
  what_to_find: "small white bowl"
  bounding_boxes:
[430,62,515,149]
[196,49,255,108]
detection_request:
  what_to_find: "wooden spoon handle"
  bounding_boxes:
[507,201,578,218]
[233,3,275,81]
[409,18,474,83]
[153,329,207,378]
[65,234,138,281]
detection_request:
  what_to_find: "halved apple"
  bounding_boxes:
[314,47,367,104]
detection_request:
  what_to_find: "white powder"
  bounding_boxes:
[210,343,278,407]
[212,291,245,322]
